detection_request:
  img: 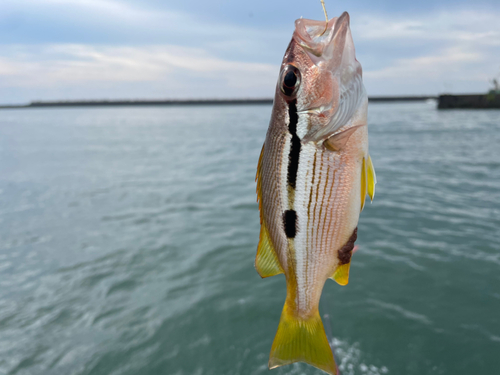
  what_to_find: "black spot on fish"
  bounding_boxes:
[283,210,297,238]
[287,99,300,189]
[338,227,357,265]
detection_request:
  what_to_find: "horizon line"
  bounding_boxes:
[0,96,441,109]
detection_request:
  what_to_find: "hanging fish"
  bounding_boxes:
[255,11,376,375]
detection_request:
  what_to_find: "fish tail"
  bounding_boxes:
[269,301,337,375]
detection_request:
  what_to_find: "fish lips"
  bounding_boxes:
[294,11,351,69]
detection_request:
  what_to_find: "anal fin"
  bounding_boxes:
[332,263,351,286]
[323,125,362,152]
[330,228,357,286]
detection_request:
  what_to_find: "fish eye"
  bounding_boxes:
[280,65,301,97]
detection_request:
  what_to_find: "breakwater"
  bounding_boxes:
[438,94,500,109]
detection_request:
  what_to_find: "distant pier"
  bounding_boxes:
[0,99,274,109]
[438,94,500,109]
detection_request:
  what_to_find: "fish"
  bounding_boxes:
[255,12,376,375]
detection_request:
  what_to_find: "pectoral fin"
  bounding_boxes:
[323,125,362,152]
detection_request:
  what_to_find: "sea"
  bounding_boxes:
[0,102,499,375]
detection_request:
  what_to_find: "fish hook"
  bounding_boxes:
[319,0,328,36]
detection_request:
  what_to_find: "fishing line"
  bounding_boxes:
[319,0,329,35]
[323,297,341,374]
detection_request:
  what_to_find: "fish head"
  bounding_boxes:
[276,12,366,143]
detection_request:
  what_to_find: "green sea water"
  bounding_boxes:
[0,102,499,375]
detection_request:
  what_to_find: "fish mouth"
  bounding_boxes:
[293,12,350,64]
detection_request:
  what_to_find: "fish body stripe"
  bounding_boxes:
[286,100,300,190]
[282,99,301,240]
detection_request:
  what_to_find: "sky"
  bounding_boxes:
[1,0,500,104]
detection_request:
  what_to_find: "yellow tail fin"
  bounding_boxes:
[269,302,337,375]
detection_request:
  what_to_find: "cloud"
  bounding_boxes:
[354,10,500,44]
[0,0,289,62]
[365,47,483,80]
[363,47,489,95]
[0,44,278,102]
[3,0,164,21]
[353,10,500,95]
[0,3,499,101]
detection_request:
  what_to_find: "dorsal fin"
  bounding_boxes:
[255,221,284,278]
[255,144,283,278]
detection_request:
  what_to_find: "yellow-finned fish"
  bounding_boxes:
[255,12,376,375]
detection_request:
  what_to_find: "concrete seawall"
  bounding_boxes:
[438,94,500,109]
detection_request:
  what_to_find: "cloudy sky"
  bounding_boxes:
[1,0,499,104]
